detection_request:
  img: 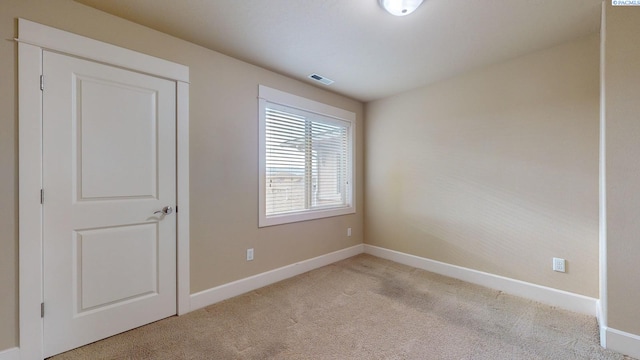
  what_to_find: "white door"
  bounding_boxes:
[42,50,177,357]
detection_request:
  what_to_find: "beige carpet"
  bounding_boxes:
[50,254,632,360]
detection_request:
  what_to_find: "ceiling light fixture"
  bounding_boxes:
[379,0,424,16]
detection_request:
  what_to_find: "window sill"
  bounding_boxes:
[259,206,355,227]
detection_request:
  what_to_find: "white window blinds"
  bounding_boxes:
[258,85,355,227]
[265,103,350,216]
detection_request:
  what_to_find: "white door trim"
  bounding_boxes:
[18,18,190,360]
[15,19,189,83]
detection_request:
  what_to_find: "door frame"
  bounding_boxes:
[17,18,190,360]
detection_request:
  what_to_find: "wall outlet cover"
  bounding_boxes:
[553,257,566,272]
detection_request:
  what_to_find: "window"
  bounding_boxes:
[259,85,355,227]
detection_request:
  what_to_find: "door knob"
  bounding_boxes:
[154,206,173,215]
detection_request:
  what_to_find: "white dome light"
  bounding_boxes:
[379,0,424,16]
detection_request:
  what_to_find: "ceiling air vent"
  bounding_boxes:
[308,73,334,85]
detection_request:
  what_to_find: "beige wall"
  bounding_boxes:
[365,35,600,297]
[0,0,364,351]
[604,4,640,336]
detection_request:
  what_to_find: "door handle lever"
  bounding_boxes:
[154,206,173,215]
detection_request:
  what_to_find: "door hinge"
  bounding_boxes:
[41,302,44,318]
[40,189,44,204]
[40,75,44,91]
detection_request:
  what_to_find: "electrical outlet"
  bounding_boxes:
[247,248,254,261]
[347,227,352,237]
[553,257,565,273]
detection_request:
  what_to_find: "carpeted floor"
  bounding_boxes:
[50,254,632,359]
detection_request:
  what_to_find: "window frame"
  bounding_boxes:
[258,85,356,227]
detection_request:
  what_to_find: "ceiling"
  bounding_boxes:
[75,0,603,102]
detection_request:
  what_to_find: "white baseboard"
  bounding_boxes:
[364,245,597,316]
[190,244,365,310]
[0,347,19,360]
[605,327,640,359]
[190,243,599,317]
